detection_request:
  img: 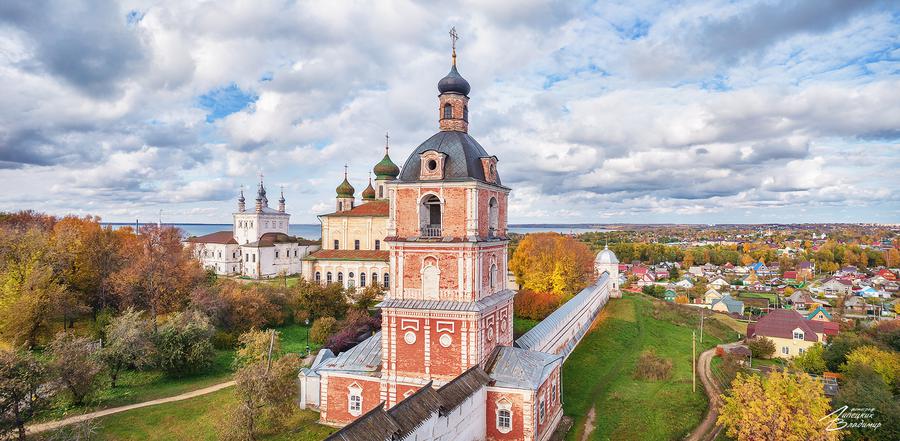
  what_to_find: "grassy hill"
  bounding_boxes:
[563,293,735,440]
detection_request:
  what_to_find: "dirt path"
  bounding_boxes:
[26,380,236,434]
[685,347,726,441]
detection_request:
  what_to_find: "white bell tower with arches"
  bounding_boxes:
[595,245,620,298]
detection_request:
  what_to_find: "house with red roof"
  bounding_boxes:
[747,310,839,359]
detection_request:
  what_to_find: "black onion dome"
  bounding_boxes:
[437,64,470,95]
[397,131,501,185]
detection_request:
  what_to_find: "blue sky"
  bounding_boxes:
[0,0,898,224]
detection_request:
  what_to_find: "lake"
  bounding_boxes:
[104,223,609,240]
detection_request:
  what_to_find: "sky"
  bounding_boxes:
[0,0,899,225]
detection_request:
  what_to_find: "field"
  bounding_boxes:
[35,323,316,423]
[563,293,733,441]
[39,387,336,441]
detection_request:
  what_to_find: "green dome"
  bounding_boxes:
[373,153,400,179]
[361,181,376,200]
[336,177,355,198]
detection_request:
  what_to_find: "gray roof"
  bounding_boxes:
[486,346,562,389]
[516,274,609,351]
[711,294,744,314]
[378,289,514,313]
[324,402,399,441]
[316,331,382,374]
[397,131,502,185]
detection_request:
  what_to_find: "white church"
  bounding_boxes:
[186,177,319,278]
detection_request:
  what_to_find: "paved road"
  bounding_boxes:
[26,380,236,434]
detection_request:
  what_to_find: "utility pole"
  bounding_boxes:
[265,329,276,374]
[692,331,697,393]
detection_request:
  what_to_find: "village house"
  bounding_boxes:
[806,306,832,322]
[821,278,853,296]
[747,310,839,359]
[710,294,744,315]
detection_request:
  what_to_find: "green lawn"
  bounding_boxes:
[40,387,336,441]
[563,293,731,441]
[36,323,315,423]
[514,317,540,339]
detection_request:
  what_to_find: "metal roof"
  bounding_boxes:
[486,346,562,389]
[515,274,609,351]
[316,331,382,374]
[377,289,514,313]
[397,131,503,185]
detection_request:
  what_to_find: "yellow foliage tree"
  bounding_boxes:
[674,294,690,304]
[509,233,595,298]
[718,371,839,441]
[842,345,900,388]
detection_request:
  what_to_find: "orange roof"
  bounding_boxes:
[322,200,389,217]
[303,249,389,261]
[185,230,236,244]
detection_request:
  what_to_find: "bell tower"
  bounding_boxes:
[379,29,513,407]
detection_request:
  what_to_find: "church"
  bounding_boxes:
[186,179,320,278]
[299,33,621,441]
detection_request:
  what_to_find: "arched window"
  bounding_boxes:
[490,263,498,290]
[420,194,442,237]
[488,197,499,237]
[315,272,321,283]
[443,103,452,119]
[348,272,355,288]
[496,407,512,433]
[360,272,366,287]
[383,272,390,289]
[337,272,344,285]
[372,272,378,287]
[463,105,468,121]
[326,272,333,284]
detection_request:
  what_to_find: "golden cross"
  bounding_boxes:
[450,27,459,65]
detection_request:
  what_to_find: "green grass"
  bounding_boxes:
[37,323,314,423]
[563,293,730,441]
[514,317,540,339]
[40,387,336,441]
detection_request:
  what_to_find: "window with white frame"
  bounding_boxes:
[799,347,805,354]
[793,330,804,340]
[782,346,789,355]
[347,384,362,416]
[496,401,512,433]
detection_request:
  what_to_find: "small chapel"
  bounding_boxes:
[298,31,620,441]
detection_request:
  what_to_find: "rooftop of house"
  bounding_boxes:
[185,230,237,245]
[243,232,319,248]
[302,249,390,262]
[747,309,839,342]
[322,200,389,217]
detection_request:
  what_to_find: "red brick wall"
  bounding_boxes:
[394,317,426,377]
[399,248,462,294]
[535,365,562,439]
[486,390,527,440]
[321,376,381,426]
[429,318,464,377]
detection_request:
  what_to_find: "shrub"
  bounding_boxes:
[0,350,51,439]
[793,343,826,375]
[325,310,381,353]
[747,336,775,359]
[48,332,102,406]
[514,290,561,320]
[633,349,672,380]
[291,279,348,322]
[212,331,238,350]
[310,317,337,345]
[98,308,156,387]
[154,310,215,377]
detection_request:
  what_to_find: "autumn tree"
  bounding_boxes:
[0,227,69,348]
[154,310,215,377]
[219,282,282,333]
[0,350,51,440]
[823,333,871,372]
[309,317,337,345]
[110,226,205,328]
[233,329,281,369]
[718,371,839,441]
[350,284,382,311]
[219,352,301,441]
[291,278,348,322]
[747,336,775,359]
[842,345,900,389]
[48,332,103,406]
[509,233,595,298]
[98,308,156,387]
